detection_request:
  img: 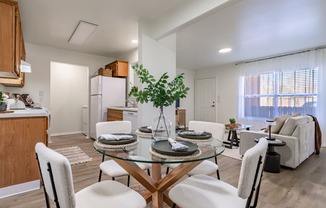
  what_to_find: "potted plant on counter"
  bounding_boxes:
[0,91,9,111]
[129,64,189,139]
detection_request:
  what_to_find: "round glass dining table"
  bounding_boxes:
[93,134,225,208]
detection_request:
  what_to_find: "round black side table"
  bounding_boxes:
[255,138,286,173]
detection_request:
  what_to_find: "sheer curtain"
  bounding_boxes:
[237,48,326,145]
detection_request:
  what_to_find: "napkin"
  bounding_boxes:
[98,134,133,141]
[168,138,189,152]
[179,130,206,136]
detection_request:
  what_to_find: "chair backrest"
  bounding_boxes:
[96,121,132,139]
[237,138,268,200]
[35,142,76,208]
[188,120,225,140]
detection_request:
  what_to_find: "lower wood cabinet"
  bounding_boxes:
[0,116,48,188]
[107,109,123,121]
[176,109,186,128]
[107,108,187,128]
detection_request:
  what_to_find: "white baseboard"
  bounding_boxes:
[50,131,83,136]
[0,180,40,199]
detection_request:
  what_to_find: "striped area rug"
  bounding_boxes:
[53,146,92,165]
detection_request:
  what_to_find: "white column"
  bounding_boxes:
[137,32,176,137]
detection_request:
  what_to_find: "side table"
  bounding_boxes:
[224,124,253,149]
[255,138,286,173]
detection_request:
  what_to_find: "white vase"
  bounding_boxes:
[151,107,172,140]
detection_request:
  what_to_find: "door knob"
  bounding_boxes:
[210,105,215,107]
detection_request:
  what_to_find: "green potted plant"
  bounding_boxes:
[229,118,237,129]
[128,64,189,139]
[0,91,9,111]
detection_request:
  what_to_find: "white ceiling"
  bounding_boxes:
[17,0,326,70]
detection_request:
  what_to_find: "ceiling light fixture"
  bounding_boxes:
[68,21,98,45]
[131,40,138,44]
[219,48,232,53]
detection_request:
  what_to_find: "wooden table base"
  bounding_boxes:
[113,158,202,208]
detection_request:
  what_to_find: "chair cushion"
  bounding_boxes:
[75,180,146,208]
[188,160,218,176]
[169,174,246,208]
[167,160,218,176]
[100,157,151,177]
[130,156,152,170]
[279,116,309,136]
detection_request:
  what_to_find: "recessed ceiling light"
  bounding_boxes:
[219,48,232,53]
[131,40,138,44]
[68,21,98,45]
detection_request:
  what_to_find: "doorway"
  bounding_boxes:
[195,77,216,122]
[50,62,89,136]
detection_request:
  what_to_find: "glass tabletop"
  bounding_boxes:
[93,135,225,164]
[225,124,253,131]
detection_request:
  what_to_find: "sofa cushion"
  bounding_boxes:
[279,116,309,136]
[267,114,292,133]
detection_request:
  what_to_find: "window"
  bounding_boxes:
[242,68,318,119]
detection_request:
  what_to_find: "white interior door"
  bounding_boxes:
[195,77,216,122]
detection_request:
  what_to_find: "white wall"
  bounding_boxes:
[50,62,88,135]
[177,68,195,125]
[4,43,115,135]
[138,33,176,135]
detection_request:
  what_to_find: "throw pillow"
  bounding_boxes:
[265,114,292,134]
[292,112,301,117]
[279,116,309,136]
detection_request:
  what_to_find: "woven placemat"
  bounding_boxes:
[176,135,213,144]
[94,140,138,151]
[149,147,202,160]
[135,129,153,138]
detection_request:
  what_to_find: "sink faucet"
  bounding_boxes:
[126,99,137,108]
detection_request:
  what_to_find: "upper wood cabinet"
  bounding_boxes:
[0,0,25,86]
[105,60,128,77]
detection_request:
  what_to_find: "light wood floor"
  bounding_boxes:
[1,134,325,208]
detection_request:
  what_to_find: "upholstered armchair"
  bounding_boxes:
[240,115,315,168]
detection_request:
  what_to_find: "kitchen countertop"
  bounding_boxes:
[0,108,50,118]
[108,106,138,112]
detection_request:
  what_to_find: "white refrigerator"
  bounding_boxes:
[90,76,126,139]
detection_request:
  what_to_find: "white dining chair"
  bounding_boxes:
[166,120,225,179]
[35,142,146,208]
[96,121,151,186]
[169,138,268,208]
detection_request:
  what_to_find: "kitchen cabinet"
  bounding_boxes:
[0,114,48,198]
[105,60,128,77]
[107,109,123,121]
[108,108,186,129]
[0,0,25,79]
[176,109,186,128]
[0,25,26,86]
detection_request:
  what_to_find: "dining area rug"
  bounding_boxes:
[53,146,92,165]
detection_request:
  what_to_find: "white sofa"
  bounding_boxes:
[239,115,315,169]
